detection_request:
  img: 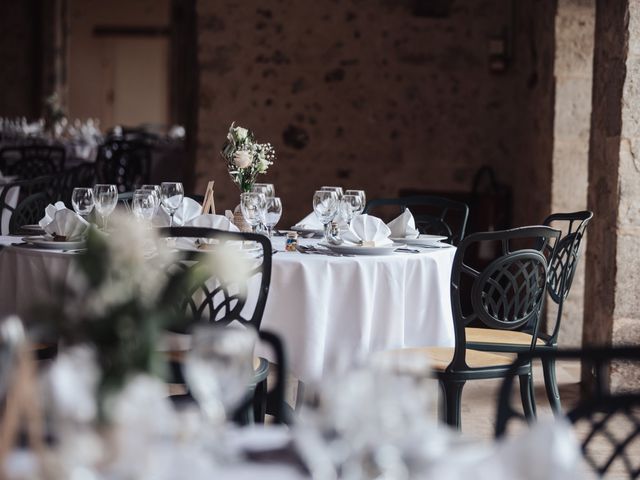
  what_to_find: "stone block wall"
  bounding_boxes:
[194,0,556,226]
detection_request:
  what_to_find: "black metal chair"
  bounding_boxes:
[96,140,151,193]
[9,192,50,234]
[466,211,593,414]
[0,176,57,235]
[156,227,277,424]
[379,226,560,429]
[363,195,469,245]
[495,347,640,479]
[0,145,66,179]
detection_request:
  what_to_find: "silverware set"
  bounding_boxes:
[296,245,354,257]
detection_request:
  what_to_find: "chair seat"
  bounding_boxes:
[380,346,515,371]
[465,327,545,347]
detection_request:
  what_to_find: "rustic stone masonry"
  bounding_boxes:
[584,0,640,391]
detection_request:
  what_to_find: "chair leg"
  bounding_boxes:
[541,357,562,415]
[439,379,466,430]
[253,379,267,423]
[518,372,536,421]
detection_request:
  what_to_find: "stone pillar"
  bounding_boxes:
[583,0,640,390]
[547,0,595,347]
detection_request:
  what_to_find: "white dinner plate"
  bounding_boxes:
[22,236,86,250]
[174,238,263,256]
[290,225,323,236]
[319,241,405,256]
[389,234,448,246]
[19,224,45,234]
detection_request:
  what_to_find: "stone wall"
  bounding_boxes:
[0,0,41,118]
[194,0,556,226]
[548,0,595,347]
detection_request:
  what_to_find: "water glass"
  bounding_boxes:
[321,186,343,201]
[340,194,363,224]
[345,190,366,214]
[160,182,184,227]
[253,183,275,198]
[185,325,257,424]
[240,192,267,232]
[140,184,161,215]
[132,189,156,223]
[71,187,95,218]
[93,184,118,229]
[313,190,339,240]
[264,197,282,237]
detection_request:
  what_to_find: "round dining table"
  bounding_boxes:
[0,235,455,383]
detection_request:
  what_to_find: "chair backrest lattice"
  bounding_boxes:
[97,140,151,193]
[448,226,560,371]
[156,227,272,332]
[0,146,66,179]
[9,192,50,234]
[495,348,640,479]
[542,211,593,343]
[363,195,469,245]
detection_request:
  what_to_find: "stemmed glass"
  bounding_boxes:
[264,197,282,237]
[160,182,184,227]
[140,184,161,215]
[345,190,366,214]
[132,189,156,223]
[321,186,343,201]
[340,194,363,225]
[253,183,275,198]
[185,325,257,425]
[313,190,339,241]
[93,184,118,230]
[71,187,95,219]
[240,192,267,233]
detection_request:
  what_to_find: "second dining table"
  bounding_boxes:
[0,234,455,384]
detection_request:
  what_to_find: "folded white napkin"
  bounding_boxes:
[341,214,393,247]
[184,214,240,232]
[387,208,420,239]
[154,197,202,227]
[38,202,89,241]
[294,212,324,230]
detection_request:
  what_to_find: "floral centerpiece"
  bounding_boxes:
[221,122,275,192]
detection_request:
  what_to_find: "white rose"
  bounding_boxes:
[234,150,252,169]
[234,127,249,142]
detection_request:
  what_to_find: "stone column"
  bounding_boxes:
[583,0,640,390]
[547,0,595,347]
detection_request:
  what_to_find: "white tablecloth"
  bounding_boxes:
[0,236,455,383]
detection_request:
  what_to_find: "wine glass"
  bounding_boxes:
[71,187,95,219]
[240,192,267,233]
[340,194,363,225]
[140,184,161,215]
[253,183,275,198]
[185,325,257,424]
[93,184,118,230]
[160,182,184,227]
[313,190,339,241]
[345,190,366,214]
[264,197,282,237]
[132,189,156,223]
[321,186,343,201]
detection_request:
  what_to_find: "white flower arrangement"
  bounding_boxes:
[221,122,275,192]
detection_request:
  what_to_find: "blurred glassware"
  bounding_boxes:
[340,194,363,225]
[264,197,282,237]
[132,189,156,223]
[240,192,267,233]
[71,187,95,219]
[140,184,161,215]
[185,325,257,424]
[93,184,118,230]
[345,190,366,214]
[313,190,339,242]
[160,182,184,227]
